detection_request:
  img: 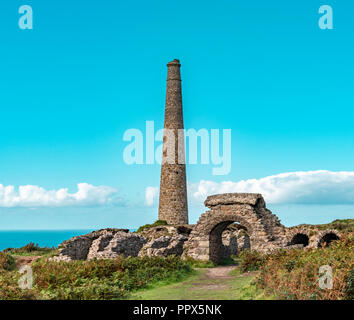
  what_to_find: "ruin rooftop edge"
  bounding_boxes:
[204,193,264,208]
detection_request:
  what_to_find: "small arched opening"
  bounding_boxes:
[289,233,309,247]
[318,232,339,248]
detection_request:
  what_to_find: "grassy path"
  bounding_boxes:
[130,265,271,300]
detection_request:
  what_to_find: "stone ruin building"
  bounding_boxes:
[54,59,341,263]
[185,193,341,263]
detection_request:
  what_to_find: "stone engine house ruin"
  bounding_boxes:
[155,59,341,263]
[54,59,342,263]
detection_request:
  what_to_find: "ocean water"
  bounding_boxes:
[0,230,95,251]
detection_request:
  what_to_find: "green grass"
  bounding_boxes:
[316,219,354,232]
[130,267,271,300]
[136,220,168,233]
[2,242,56,257]
[290,219,354,232]
[182,257,216,268]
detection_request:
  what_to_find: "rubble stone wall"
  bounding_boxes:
[53,193,342,263]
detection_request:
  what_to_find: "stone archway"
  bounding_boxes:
[185,193,287,263]
[317,231,340,248]
[288,233,309,247]
[209,219,253,263]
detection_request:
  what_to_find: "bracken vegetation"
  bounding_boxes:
[0,252,15,271]
[0,255,193,300]
[238,250,265,273]
[239,234,354,300]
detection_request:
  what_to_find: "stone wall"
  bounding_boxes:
[52,229,146,262]
[52,193,343,263]
[53,225,192,262]
[285,226,341,249]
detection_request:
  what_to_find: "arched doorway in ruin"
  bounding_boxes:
[185,211,258,264]
[185,193,284,264]
[210,220,252,263]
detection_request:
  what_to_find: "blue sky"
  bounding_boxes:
[0,0,353,229]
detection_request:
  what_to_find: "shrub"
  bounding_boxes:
[136,220,168,233]
[29,255,192,300]
[344,269,354,300]
[0,252,15,271]
[3,243,54,256]
[238,250,265,273]
[0,255,193,300]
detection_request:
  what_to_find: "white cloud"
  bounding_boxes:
[0,183,120,208]
[146,171,354,206]
[145,186,159,206]
[191,171,354,204]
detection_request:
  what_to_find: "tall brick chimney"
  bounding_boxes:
[158,59,188,225]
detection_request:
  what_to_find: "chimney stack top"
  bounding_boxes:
[167,59,181,67]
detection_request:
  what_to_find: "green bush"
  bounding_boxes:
[0,255,193,300]
[344,269,354,300]
[0,252,15,271]
[136,220,168,233]
[29,255,192,300]
[3,242,54,256]
[238,250,265,273]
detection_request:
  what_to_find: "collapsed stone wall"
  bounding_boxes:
[53,225,192,262]
[285,226,341,249]
[52,193,343,263]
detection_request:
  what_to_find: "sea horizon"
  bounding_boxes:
[0,229,137,251]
